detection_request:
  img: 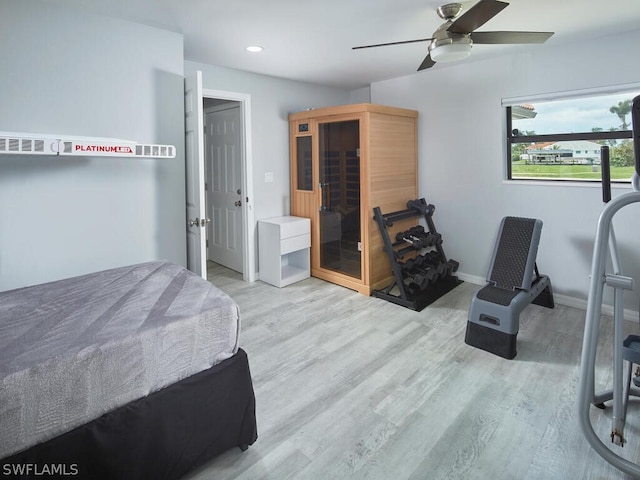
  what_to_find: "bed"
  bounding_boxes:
[0,260,257,479]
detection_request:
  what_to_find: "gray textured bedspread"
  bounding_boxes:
[0,261,240,458]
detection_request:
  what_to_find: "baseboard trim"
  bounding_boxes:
[455,272,485,286]
[456,271,639,322]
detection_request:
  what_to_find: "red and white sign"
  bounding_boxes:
[0,132,175,158]
[71,142,135,156]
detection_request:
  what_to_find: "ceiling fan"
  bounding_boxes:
[353,0,554,71]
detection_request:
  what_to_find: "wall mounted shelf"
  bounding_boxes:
[0,132,176,158]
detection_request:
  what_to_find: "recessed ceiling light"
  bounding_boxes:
[246,45,263,53]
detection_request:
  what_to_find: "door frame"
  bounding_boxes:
[202,88,255,282]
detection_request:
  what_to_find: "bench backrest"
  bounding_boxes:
[487,216,542,291]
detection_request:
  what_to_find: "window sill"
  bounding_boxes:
[503,178,632,189]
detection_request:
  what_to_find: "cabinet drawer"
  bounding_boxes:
[281,233,310,255]
[280,218,310,239]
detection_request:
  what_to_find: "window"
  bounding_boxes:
[505,88,639,182]
[296,135,312,191]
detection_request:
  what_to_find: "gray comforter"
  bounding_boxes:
[0,261,240,458]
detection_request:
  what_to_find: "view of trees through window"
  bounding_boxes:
[507,90,639,181]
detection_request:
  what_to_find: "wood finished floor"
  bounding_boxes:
[184,262,640,480]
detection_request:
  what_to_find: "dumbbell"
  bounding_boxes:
[414,254,429,268]
[434,259,460,279]
[406,200,435,216]
[402,281,420,297]
[404,252,436,270]
[408,226,441,248]
[419,251,441,267]
[400,259,439,289]
[413,266,440,289]
[422,233,441,248]
[400,257,416,271]
[400,256,424,272]
[435,261,449,278]
[447,259,460,274]
[416,229,441,247]
[395,230,423,249]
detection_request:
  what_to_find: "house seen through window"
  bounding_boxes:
[506,89,639,181]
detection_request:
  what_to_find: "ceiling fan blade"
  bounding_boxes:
[352,38,432,50]
[470,31,554,44]
[417,53,436,71]
[448,0,509,34]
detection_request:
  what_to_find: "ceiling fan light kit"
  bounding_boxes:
[430,43,472,62]
[352,0,553,71]
[430,35,473,63]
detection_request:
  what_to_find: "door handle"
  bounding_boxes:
[189,217,210,227]
[319,181,330,211]
[235,201,242,207]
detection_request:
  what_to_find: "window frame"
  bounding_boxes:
[504,84,639,183]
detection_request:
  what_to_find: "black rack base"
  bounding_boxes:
[372,275,463,311]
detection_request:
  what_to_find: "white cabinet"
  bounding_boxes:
[258,216,310,287]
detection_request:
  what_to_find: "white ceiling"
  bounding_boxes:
[43,0,640,89]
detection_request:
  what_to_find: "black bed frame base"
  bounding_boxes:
[1,348,257,480]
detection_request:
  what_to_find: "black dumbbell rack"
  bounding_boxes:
[372,198,462,311]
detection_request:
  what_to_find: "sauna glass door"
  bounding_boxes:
[318,120,361,278]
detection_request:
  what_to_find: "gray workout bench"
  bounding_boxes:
[465,216,555,359]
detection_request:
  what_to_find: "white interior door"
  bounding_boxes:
[184,71,207,278]
[205,104,243,273]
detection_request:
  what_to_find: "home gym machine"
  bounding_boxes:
[577,95,640,477]
[372,198,462,311]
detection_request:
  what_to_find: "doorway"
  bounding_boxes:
[204,100,243,273]
[202,89,255,283]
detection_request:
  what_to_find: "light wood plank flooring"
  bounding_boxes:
[184,262,640,480]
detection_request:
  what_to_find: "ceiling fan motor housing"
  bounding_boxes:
[429,23,473,52]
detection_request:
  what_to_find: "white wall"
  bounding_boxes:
[9,2,635,308]
[184,61,352,274]
[0,1,186,291]
[349,87,372,103]
[370,30,640,310]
